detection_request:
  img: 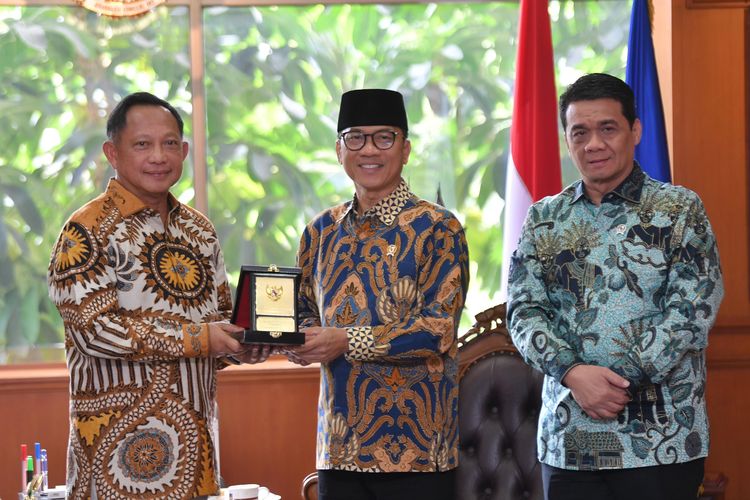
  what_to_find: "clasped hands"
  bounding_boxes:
[562,364,632,421]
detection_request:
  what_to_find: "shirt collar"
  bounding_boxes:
[106,178,180,218]
[340,179,412,226]
[570,162,646,205]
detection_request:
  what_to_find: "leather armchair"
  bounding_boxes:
[301,303,544,500]
[456,303,544,500]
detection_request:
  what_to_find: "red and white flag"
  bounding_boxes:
[500,0,562,300]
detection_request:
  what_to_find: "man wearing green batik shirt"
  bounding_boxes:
[507,73,724,500]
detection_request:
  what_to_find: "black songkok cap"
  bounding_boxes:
[337,89,408,134]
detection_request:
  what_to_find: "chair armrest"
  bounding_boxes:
[301,471,318,500]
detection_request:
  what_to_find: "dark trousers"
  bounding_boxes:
[542,458,705,500]
[317,469,456,500]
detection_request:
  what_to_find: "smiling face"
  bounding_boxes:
[336,124,410,212]
[103,104,188,215]
[564,98,642,204]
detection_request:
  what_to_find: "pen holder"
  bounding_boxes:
[20,475,42,499]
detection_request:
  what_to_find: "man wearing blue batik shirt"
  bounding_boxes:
[288,89,469,500]
[507,73,724,500]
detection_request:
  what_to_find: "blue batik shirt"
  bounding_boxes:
[507,163,724,470]
[297,179,469,472]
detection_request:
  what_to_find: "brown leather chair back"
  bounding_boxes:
[456,303,544,500]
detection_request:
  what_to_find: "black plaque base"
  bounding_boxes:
[241,330,304,345]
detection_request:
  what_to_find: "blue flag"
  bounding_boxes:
[626,0,671,183]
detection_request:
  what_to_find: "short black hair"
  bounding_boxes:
[559,73,637,130]
[106,92,184,140]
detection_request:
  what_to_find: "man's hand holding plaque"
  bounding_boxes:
[289,326,349,364]
[230,265,304,345]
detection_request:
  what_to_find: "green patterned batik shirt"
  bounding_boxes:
[507,163,724,470]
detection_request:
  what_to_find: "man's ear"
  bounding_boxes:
[103,141,117,170]
[632,118,643,146]
[335,139,343,164]
[402,138,411,166]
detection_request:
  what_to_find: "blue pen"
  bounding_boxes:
[41,449,48,490]
[35,442,41,476]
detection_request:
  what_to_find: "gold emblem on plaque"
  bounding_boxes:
[266,284,284,301]
[270,331,282,338]
[255,276,295,317]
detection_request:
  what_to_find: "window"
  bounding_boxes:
[0,0,631,363]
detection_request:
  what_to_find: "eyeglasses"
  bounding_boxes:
[339,129,400,151]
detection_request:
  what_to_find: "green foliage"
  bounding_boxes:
[0,1,630,363]
[202,0,630,321]
[0,6,192,362]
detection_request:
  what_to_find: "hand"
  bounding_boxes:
[562,365,630,420]
[291,326,349,364]
[283,349,311,367]
[234,344,274,364]
[207,322,245,357]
